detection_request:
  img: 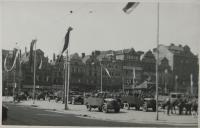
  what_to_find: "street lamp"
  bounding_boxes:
[164,69,168,94]
[155,2,160,121]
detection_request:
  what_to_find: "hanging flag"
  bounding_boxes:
[21,53,29,64]
[38,57,43,69]
[4,49,20,72]
[101,64,111,78]
[46,76,49,82]
[133,68,136,79]
[58,55,64,62]
[190,74,193,95]
[29,39,37,67]
[20,46,29,64]
[123,2,139,14]
[61,26,73,54]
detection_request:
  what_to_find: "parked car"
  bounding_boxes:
[142,98,156,112]
[84,92,109,111]
[102,98,121,113]
[2,104,8,122]
[169,92,184,103]
[72,95,84,105]
[37,93,46,100]
[121,95,144,110]
[84,96,104,111]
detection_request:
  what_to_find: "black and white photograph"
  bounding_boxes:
[1,0,199,127]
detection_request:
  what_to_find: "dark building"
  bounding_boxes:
[155,44,199,95]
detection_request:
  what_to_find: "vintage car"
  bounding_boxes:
[71,95,84,105]
[102,98,120,113]
[37,93,46,100]
[84,92,111,112]
[84,96,104,111]
[169,92,184,103]
[2,104,8,122]
[121,95,144,110]
[142,98,156,112]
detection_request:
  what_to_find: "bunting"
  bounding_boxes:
[4,49,20,72]
[38,57,43,70]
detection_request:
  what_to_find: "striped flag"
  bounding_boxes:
[123,2,139,14]
[38,57,42,69]
[101,65,111,78]
[29,39,37,70]
[61,26,73,54]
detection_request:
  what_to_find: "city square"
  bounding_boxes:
[1,1,199,127]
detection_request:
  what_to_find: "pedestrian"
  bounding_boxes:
[178,98,184,115]
[166,98,171,115]
[191,97,198,118]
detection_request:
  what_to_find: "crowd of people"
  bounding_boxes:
[162,96,198,118]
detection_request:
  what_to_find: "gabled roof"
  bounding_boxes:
[82,55,91,64]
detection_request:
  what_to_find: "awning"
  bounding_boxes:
[134,81,155,90]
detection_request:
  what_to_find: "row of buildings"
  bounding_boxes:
[2,43,199,96]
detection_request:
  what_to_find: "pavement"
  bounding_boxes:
[2,96,198,127]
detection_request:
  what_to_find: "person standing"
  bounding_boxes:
[166,98,171,115]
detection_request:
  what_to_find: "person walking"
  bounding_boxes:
[166,98,171,115]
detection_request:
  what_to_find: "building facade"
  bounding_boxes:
[2,43,198,95]
[155,44,199,95]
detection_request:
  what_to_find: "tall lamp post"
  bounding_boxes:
[164,69,168,94]
[155,2,160,121]
[100,62,103,92]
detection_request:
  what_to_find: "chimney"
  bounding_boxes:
[92,52,95,56]
[25,47,27,54]
[82,53,85,58]
[53,53,56,61]
[170,43,175,46]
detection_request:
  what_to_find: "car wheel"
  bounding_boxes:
[124,103,129,110]
[143,103,148,112]
[114,108,120,113]
[87,105,91,111]
[102,105,108,113]
[152,106,156,112]
[136,105,140,111]
[98,106,102,112]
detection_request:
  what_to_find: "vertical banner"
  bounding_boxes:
[190,74,193,95]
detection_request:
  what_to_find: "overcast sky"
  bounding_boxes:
[1,1,200,59]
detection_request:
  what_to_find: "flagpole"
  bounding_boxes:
[155,1,160,121]
[175,75,178,92]
[190,74,193,95]
[13,64,16,102]
[33,42,36,104]
[64,53,67,109]
[100,62,103,93]
[122,76,124,93]
[65,49,70,110]
[19,51,22,93]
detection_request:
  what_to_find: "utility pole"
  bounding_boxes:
[100,62,103,92]
[13,65,16,102]
[33,42,37,104]
[155,2,160,121]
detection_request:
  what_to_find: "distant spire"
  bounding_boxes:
[53,53,56,62]
[25,47,27,55]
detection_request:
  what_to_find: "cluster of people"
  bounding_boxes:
[163,96,198,118]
